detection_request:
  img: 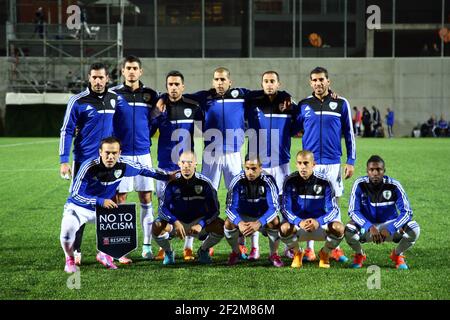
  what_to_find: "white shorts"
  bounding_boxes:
[357,219,413,243]
[314,163,344,197]
[263,163,290,194]
[63,202,96,226]
[201,151,242,190]
[117,154,155,193]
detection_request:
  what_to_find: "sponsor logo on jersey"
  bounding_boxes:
[313,184,323,194]
[231,89,239,98]
[110,99,116,108]
[184,108,192,118]
[329,102,338,110]
[195,185,203,194]
[383,190,392,200]
[114,169,122,178]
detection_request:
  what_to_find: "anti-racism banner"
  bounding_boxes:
[96,203,137,259]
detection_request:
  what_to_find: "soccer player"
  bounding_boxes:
[59,62,126,266]
[152,151,224,265]
[224,155,283,267]
[60,137,172,273]
[295,66,355,263]
[280,150,344,269]
[153,70,204,261]
[110,55,160,263]
[345,155,420,269]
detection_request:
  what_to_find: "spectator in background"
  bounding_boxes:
[362,106,372,137]
[385,107,395,138]
[427,115,437,137]
[353,106,362,137]
[436,114,449,137]
[33,7,45,39]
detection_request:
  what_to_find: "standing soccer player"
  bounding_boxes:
[153,70,204,261]
[110,55,160,262]
[60,137,172,273]
[59,62,126,266]
[280,150,345,269]
[345,155,420,269]
[295,66,355,263]
[152,151,224,265]
[224,155,283,267]
[244,70,296,260]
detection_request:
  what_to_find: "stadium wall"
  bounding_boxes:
[1,57,449,137]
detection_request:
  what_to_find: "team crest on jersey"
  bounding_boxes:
[329,102,338,110]
[184,108,192,118]
[313,184,323,194]
[114,170,122,178]
[110,99,116,108]
[259,186,265,194]
[231,89,239,98]
[195,185,203,194]
[383,190,392,200]
[143,93,151,102]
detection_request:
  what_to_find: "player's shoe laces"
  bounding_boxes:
[163,250,175,265]
[302,248,317,262]
[318,248,331,269]
[291,251,304,268]
[154,248,165,261]
[74,250,82,266]
[197,248,213,264]
[141,245,153,260]
[330,248,349,262]
[183,248,195,261]
[350,253,367,268]
[96,252,118,270]
[268,253,284,268]
[390,249,408,270]
[118,256,132,264]
[248,247,260,260]
[64,256,77,273]
[284,247,295,259]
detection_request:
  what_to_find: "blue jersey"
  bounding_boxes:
[245,90,298,167]
[386,111,395,126]
[111,82,160,156]
[225,172,279,226]
[348,176,413,235]
[59,87,124,163]
[68,157,169,210]
[154,96,204,171]
[159,172,219,227]
[281,171,339,226]
[296,93,356,165]
[187,88,250,153]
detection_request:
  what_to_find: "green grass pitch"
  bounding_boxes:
[0,137,449,300]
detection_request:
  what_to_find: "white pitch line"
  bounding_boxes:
[0,139,59,148]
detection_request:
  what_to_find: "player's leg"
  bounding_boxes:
[152,219,175,265]
[344,221,368,268]
[70,162,85,265]
[279,221,303,267]
[198,217,225,264]
[383,220,420,269]
[60,205,81,273]
[223,217,247,265]
[265,217,284,267]
[319,221,345,268]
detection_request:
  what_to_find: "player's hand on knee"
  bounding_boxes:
[103,199,118,209]
[380,229,390,242]
[174,220,186,239]
[189,224,202,235]
[369,225,382,244]
[238,221,249,234]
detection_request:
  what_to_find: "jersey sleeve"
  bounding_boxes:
[258,178,279,226]
[341,98,356,166]
[316,184,339,226]
[225,182,242,225]
[122,159,170,181]
[198,184,220,228]
[348,181,372,231]
[59,99,79,163]
[281,179,301,226]
[71,163,104,207]
[386,181,413,235]
[158,182,178,224]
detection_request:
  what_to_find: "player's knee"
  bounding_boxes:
[117,193,127,204]
[224,218,236,230]
[280,222,294,237]
[138,191,152,204]
[404,221,421,241]
[267,216,280,229]
[152,220,165,236]
[344,223,358,239]
[207,218,225,235]
[328,221,344,238]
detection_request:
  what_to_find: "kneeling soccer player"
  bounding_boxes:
[224,155,283,267]
[152,151,224,265]
[345,155,420,270]
[280,150,344,269]
[59,137,172,273]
